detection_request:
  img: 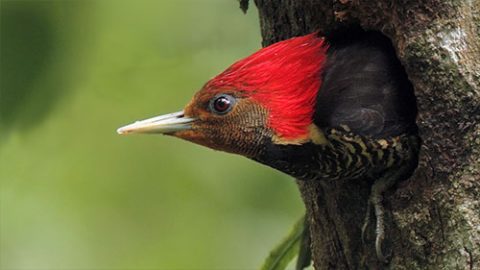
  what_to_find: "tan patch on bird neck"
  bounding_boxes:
[308,124,328,145]
[272,124,328,145]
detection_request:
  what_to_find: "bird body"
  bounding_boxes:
[249,30,420,184]
[118,28,420,264]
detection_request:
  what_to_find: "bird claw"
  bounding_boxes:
[361,198,372,245]
[372,192,389,263]
[362,184,390,264]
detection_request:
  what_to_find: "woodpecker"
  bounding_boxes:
[118,28,420,264]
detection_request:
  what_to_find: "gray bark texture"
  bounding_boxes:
[249,0,480,269]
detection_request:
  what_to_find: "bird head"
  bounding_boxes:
[118,33,328,162]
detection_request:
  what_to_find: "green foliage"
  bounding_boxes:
[0,0,304,269]
[261,216,305,270]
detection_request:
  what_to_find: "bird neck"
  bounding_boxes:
[253,128,419,181]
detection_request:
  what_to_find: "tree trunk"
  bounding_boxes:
[249,0,480,269]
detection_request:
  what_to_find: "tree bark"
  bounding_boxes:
[250,0,480,269]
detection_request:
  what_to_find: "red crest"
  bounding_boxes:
[206,32,328,139]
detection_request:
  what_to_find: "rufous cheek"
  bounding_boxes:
[177,93,275,156]
[173,129,211,148]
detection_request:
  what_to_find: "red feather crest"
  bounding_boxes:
[206,32,328,139]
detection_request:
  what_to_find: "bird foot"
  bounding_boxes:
[361,190,391,263]
[361,198,372,245]
[361,169,405,264]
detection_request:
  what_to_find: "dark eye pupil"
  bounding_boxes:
[209,94,235,115]
[214,97,231,112]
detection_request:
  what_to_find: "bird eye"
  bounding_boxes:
[209,94,235,115]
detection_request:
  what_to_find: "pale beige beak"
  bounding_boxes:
[117,111,195,135]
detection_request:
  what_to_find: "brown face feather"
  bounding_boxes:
[173,91,272,158]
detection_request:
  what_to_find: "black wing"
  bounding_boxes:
[314,29,418,138]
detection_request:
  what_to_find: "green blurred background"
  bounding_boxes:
[0,0,304,269]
